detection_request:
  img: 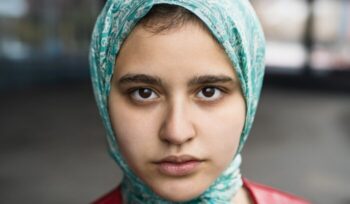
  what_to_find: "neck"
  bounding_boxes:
[232,186,253,204]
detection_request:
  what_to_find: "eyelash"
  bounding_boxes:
[196,87,226,101]
[126,86,228,104]
[128,87,159,103]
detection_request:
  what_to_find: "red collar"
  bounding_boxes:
[93,178,310,204]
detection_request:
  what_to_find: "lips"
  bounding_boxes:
[154,155,203,177]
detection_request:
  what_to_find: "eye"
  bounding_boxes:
[196,87,224,101]
[130,88,159,102]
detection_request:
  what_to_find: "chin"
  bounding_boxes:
[148,178,209,202]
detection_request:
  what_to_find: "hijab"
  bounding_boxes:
[89,0,265,203]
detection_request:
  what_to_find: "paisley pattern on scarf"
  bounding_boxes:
[89,0,265,203]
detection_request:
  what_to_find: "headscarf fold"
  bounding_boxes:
[89,0,265,203]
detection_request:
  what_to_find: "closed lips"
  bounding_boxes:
[155,155,204,176]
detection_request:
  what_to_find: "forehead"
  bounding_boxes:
[114,23,236,80]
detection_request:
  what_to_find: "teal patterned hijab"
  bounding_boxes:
[89,0,265,203]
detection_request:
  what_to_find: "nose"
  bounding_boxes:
[159,99,196,145]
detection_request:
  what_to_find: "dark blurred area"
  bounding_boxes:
[0,0,102,90]
[0,0,349,203]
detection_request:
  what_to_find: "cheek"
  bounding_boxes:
[196,96,246,165]
[109,97,160,165]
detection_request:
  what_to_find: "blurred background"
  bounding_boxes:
[0,0,349,203]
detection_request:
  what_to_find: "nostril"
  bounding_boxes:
[159,120,196,145]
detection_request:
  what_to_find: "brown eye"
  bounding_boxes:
[130,88,159,102]
[202,87,215,97]
[138,88,152,98]
[196,87,223,101]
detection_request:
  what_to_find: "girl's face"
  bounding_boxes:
[109,23,246,202]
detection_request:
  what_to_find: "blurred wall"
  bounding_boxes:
[0,0,349,91]
[0,0,101,90]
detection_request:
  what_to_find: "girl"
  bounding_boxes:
[89,0,310,203]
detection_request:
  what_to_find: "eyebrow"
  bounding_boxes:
[118,74,163,86]
[188,75,235,86]
[117,73,235,86]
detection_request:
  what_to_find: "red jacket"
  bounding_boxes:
[93,178,310,204]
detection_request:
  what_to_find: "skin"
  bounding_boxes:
[108,22,251,203]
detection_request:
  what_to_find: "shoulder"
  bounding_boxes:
[92,186,122,204]
[243,178,311,204]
